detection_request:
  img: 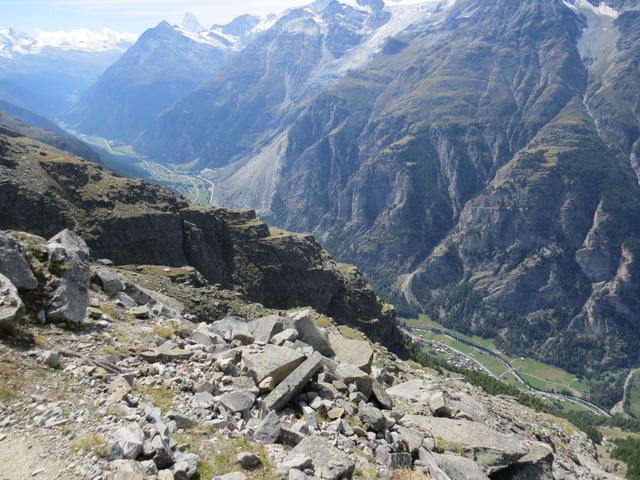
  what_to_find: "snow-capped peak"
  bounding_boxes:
[181,12,206,34]
[0,28,137,58]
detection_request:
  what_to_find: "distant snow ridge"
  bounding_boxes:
[0,27,137,58]
[173,12,276,50]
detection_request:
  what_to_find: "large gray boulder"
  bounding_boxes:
[211,316,254,344]
[408,416,529,474]
[286,436,355,480]
[0,273,24,331]
[110,424,145,460]
[0,231,37,289]
[93,268,125,297]
[217,391,256,413]
[287,310,334,357]
[247,315,283,343]
[335,363,372,398]
[46,230,90,324]
[242,344,306,386]
[429,452,490,480]
[328,331,373,373]
[264,352,323,411]
[253,410,282,444]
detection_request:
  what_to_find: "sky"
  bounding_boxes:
[1,0,314,34]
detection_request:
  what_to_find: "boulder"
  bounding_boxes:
[217,391,256,413]
[242,344,306,386]
[270,328,299,346]
[109,459,145,479]
[247,315,283,343]
[360,406,386,432]
[191,391,215,409]
[287,310,334,357]
[211,316,254,344]
[253,410,282,444]
[396,426,424,456]
[111,424,145,460]
[171,452,198,480]
[335,364,372,398]
[409,416,529,473]
[45,229,90,324]
[93,268,125,297]
[264,352,323,411]
[328,331,373,373]
[189,323,224,347]
[430,452,490,480]
[506,443,554,480]
[130,305,150,319]
[0,231,37,289]
[286,436,355,480]
[371,380,393,410]
[0,273,24,331]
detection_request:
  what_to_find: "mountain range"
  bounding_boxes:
[133,0,640,384]
[1,0,640,406]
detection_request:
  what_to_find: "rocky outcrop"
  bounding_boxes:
[45,229,91,324]
[0,231,37,290]
[0,272,24,331]
[0,131,401,351]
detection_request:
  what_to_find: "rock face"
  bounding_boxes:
[0,131,401,352]
[0,272,24,331]
[0,231,37,289]
[45,229,91,324]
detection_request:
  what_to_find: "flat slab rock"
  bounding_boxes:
[285,436,355,480]
[264,352,323,411]
[328,331,373,373]
[408,416,529,473]
[242,344,306,386]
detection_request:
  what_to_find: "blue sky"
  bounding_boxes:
[2,0,312,33]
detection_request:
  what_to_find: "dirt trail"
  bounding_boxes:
[0,433,62,480]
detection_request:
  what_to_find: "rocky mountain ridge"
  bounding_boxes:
[0,126,398,350]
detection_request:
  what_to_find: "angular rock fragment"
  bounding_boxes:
[328,331,373,373]
[45,229,91,324]
[247,315,283,343]
[287,310,334,357]
[335,363,372,397]
[111,424,145,460]
[242,344,306,386]
[0,231,37,289]
[285,436,355,480]
[0,273,24,331]
[253,410,282,444]
[409,416,529,473]
[264,352,323,411]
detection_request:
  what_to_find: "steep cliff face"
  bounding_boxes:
[0,129,400,350]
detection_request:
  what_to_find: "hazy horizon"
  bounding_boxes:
[1,0,314,34]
